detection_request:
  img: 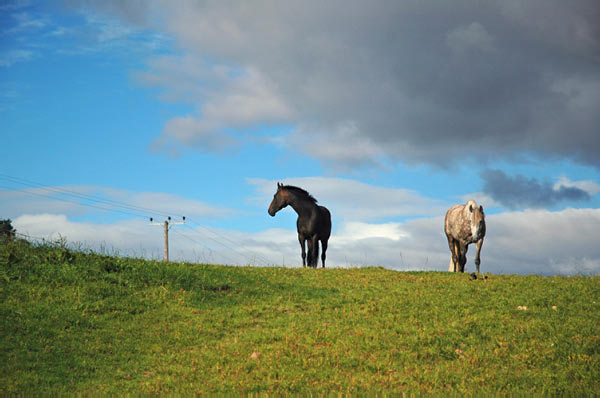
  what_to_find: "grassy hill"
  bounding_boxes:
[1,238,599,394]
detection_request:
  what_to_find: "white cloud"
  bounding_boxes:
[329,218,447,270]
[134,53,213,102]
[4,11,47,34]
[247,176,447,221]
[244,178,600,273]
[143,62,293,154]
[1,185,233,221]
[459,192,501,209]
[482,208,600,275]
[0,1,32,12]
[554,176,600,196]
[11,204,600,275]
[260,207,600,275]
[46,6,170,57]
[336,221,407,241]
[285,122,387,171]
[13,214,165,259]
[202,67,294,126]
[0,49,35,67]
[150,115,238,155]
[124,190,234,219]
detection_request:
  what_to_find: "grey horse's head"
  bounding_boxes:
[465,200,485,242]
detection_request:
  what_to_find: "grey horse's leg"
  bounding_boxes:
[299,236,307,267]
[453,240,462,272]
[459,243,468,273]
[447,236,458,272]
[474,238,484,273]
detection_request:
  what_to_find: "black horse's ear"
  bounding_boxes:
[480,205,484,213]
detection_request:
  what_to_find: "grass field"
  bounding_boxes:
[1,238,599,394]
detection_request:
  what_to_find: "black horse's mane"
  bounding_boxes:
[282,185,318,204]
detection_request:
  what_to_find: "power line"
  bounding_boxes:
[0,183,150,219]
[170,228,239,266]
[187,221,272,266]
[1,173,276,266]
[181,222,270,266]
[0,174,172,218]
[14,231,52,243]
[1,184,235,263]
[185,218,273,266]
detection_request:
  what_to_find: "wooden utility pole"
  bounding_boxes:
[162,220,169,261]
[150,216,185,262]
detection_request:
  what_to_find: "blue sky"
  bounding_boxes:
[2,1,599,274]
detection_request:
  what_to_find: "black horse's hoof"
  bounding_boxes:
[469,272,477,280]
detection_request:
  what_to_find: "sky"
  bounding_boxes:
[1,0,600,275]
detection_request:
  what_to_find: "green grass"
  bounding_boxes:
[1,238,599,394]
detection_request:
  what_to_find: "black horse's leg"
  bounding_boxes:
[321,239,328,268]
[306,238,314,268]
[311,236,320,268]
[298,235,306,267]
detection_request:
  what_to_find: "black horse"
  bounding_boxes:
[268,183,331,268]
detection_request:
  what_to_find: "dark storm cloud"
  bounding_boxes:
[481,169,591,209]
[70,0,600,169]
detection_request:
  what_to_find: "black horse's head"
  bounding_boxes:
[268,182,288,216]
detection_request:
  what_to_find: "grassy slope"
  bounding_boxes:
[1,239,599,394]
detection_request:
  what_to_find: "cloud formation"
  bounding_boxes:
[0,185,233,221]
[554,176,600,196]
[0,49,35,67]
[74,0,600,170]
[145,66,293,154]
[149,115,238,155]
[13,207,600,276]
[481,169,591,209]
[14,214,167,259]
[248,177,446,221]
